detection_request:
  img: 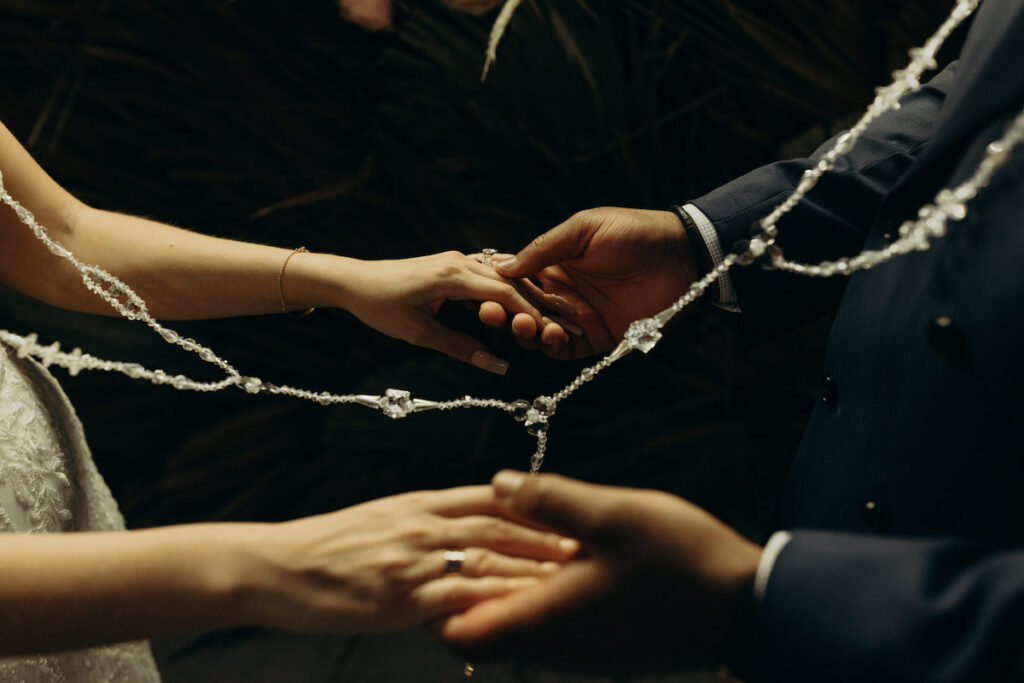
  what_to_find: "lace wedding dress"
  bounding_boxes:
[0,343,161,681]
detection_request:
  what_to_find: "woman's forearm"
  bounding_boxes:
[1,119,546,369]
[57,207,358,319]
[0,486,575,656]
[0,120,355,320]
[0,524,263,656]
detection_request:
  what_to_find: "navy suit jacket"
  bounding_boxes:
[691,1,1024,679]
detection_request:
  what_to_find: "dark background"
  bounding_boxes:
[0,1,957,680]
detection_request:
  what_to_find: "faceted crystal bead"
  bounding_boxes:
[17,333,37,358]
[511,399,531,422]
[123,363,146,379]
[40,341,60,367]
[158,328,178,344]
[944,203,967,221]
[580,367,595,382]
[524,408,548,436]
[380,389,414,419]
[748,237,767,258]
[67,348,84,376]
[199,348,217,362]
[532,396,556,417]
[623,318,663,354]
[833,131,854,155]
[316,392,333,406]
[241,376,263,394]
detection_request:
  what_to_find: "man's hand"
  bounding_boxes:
[439,471,762,674]
[480,207,699,358]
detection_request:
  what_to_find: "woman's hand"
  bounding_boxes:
[241,485,578,633]
[331,251,552,374]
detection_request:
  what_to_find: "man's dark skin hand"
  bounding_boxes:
[478,207,699,358]
[440,470,762,675]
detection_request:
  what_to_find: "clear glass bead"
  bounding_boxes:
[123,363,146,378]
[748,237,767,258]
[944,203,967,220]
[511,399,530,421]
[241,376,263,394]
[524,408,548,436]
[67,348,83,376]
[380,389,414,419]
[623,318,663,354]
[17,333,37,358]
[532,396,556,417]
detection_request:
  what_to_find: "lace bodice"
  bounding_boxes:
[0,343,160,681]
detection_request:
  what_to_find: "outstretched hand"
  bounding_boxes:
[439,471,762,674]
[253,484,579,634]
[480,207,699,359]
[340,251,551,375]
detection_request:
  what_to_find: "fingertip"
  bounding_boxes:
[540,320,570,346]
[492,469,528,503]
[478,301,508,328]
[495,255,518,273]
[510,312,538,339]
[540,560,561,574]
[559,538,581,557]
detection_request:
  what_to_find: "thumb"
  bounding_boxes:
[492,470,604,540]
[412,318,510,376]
[497,214,589,278]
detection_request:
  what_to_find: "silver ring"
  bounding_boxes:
[477,248,498,267]
[444,550,467,574]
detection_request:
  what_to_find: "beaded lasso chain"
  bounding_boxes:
[2,0,1018,474]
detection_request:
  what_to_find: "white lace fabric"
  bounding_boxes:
[0,343,160,681]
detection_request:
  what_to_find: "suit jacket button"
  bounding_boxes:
[862,500,887,533]
[927,316,966,363]
[819,376,838,410]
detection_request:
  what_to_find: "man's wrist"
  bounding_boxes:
[671,204,720,301]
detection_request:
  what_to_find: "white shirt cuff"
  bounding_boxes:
[753,530,793,603]
[681,203,739,309]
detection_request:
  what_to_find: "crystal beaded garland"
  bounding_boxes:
[0,0,1004,475]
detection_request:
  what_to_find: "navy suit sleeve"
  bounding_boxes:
[692,64,958,342]
[751,531,1024,681]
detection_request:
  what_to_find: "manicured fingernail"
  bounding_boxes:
[547,295,578,316]
[496,256,517,270]
[492,470,527,501]
[540,561,561,573]
[471,351,509,375]
[546,315,583,337]
[559,538,581,555]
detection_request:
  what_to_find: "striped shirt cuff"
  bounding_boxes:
[681,203,739,308]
